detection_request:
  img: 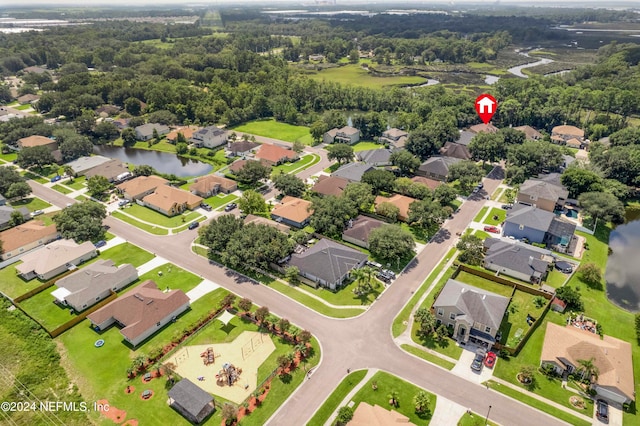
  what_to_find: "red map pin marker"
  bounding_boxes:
[475,94,497,124]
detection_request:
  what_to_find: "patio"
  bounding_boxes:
[566,313,598,335]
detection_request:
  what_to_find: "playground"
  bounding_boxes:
[166,331,275,404]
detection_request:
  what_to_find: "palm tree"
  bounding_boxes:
[350,268,368,294]
[63,165,75,180]
[577,357,600,382]
[413,390,430,413]
[388,389,399,407]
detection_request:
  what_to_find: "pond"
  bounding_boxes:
[605,218,640,313]
[93,145,212,178]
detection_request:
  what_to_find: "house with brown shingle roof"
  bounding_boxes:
[116,175,169,200]
[469,123,499,134]
[255,144,298,167]
[166,126,200,143]
[227,141,260,157]
[87,280,190,347]
[84,159,130,183]
[190,175,237,198]
[229,159,249,174]
[310,175,350,197]
[440,142,471,160]
[17,94,40,105]
[379,128,408,149]
[342,215,387,248]
[410,176,443,190]
[0,221,59,260]
[551,125,584,142]
[374,194,419,222]
[16,239,97,281]
[350,402,412,426]
[142,185,203,217]
[17,135,58,151]
[244,214,290,234]
[514,125,542,141]
[270,196,313,228]
[540,322,635,404]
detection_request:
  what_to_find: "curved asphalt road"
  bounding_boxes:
[28,166,567,426]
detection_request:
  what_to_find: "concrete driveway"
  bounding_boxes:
[451,344,495,384]
[593,400,623,426]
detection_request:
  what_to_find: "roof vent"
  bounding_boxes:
[134,294,144,301]
[147,300,154,305]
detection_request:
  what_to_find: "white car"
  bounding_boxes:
[31,210,44,217]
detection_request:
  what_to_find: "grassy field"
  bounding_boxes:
[18,287,73,330]
[65,176,87,190]
[11,196,52,211]
[271,153,320,175]
[119,204,203,228]
[111,211,169,235]
[483,208,506,225]
[137,264,202,294]
[307,370,368,426]
[473,206,488,223]
[305,64,427,89]
[0,151,18,162]
[352,141,384,152]
[545,270,569,288]
[351,371,436,424]
[499,289,547,347]
[0,261,45,299]
[99,242,155,267]
[454,271,514,297]
[401,344,456,370]
[233,119,313,144]
[302,277,382,306]
[52,184,73,194]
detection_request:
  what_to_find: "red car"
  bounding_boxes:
[484,225,500,234]
[484,351,497,368]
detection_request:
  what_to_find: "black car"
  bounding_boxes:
[224,203,237,212]
[200,203,212,211]
[188,222,199,230]
[471,348,486,371]
[501,204,513,210]
[555,261,573,274]
[596,399,608,423]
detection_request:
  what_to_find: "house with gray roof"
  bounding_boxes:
[355,148,393,166]
[503,204,576,251]
[483,238,553,283]
[331,163,375,183]
[135,123,170,141]
[288,239,368,290]
[517,178,568,212]
[454,130,476,146]
[433,279,509,347]
[51,260,138,312]
[334,126,360,144]
[168,378,216,424]
[0,194,5,206]
[66,155,114,176]
[342,215,387,249]
[227,140,259,157]
[379,128,408,148]
[190,126,227,149]
[440,142,471,160]
[416,156,462,181]
[0,206,30,231]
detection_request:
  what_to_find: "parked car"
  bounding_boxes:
[501,204,513,210]
[200,203,212,211]
[31,210,44,217]
[472,187,480,194]
[94,240,107,248]
[366,261,382,269]
[484,351,497,368]
[471,348,486,371]
[118,199,130,207]
[50,175,61,183]
[381,269,396,280]
[555,261,573,274]
[188,221,200,230]
[484,225,500,234]
[596,399,608,423]
[224,203,237,212]
[477,182,484,189]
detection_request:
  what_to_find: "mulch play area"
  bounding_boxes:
[96,399,127,423]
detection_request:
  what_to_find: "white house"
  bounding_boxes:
[190,126,228,148]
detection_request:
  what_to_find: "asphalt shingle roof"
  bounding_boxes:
[331,163,375,182]
[484,238,551,277]
[505,204,555,232]
[168,378,215,419]
[288,239,368,285]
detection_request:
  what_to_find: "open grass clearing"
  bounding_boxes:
[111,211,169,235]
[137,264,202,294]
[10,196,52,211]
[401,344,456,370]
[98,242,155,268]
[233,119,312,144]
[305,64,427,89]
[0,261,45,299]
[483,207,506,225]
[271,153,320,175]
[307,370,368,426]
[120,204,202,228]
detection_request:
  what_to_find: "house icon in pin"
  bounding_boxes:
[477,96,495,114]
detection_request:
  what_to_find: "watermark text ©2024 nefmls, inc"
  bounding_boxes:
[1,401,108,412]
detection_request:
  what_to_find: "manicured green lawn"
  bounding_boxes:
[233,119,312,144]
[307,370,368,426]
[98,242,155,267]
[484,208,506,225]
[392,247,457,337]
[302,277,381,306]
[75,194,90,201]
[458,411,499,426]
[473,230,491,241]
[22,171,48,183]
[112,211,169,235]
[306,64,427,89]
[18,288,71,330]
[499,290,547,347]
[10,196,52,211]
[352,141,384,152]
[545,270,568,288]
[65,176,87,190]
[490,187,505,201]
[204,193,238,210]
[472,206,488,223]
[120,204,202,228]
[0,151,18,162]
[271,153,320,175]
[267,280,366,318]
[323,163,341,173]
[52,184,73,194]
[454,271,514,297]
[0,262,45,299]
[351,371,436,424]
[137,264,202,294]
[401,344,456,370]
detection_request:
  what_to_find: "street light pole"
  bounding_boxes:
[485,405,492,425]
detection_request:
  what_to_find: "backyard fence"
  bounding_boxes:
[13,268,78,303]
[48,290,118,338]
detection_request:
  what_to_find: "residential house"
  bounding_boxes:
[331,163,375,183]
[432,279,509,347]
[244,214,290,234]
[228,159,249,174]
[410,176,443,190]
[51,260,138,312]
[0,206,30,231]
[565,138,582,149]
[379,128,408,149]
[416,156,462,181]
[322,128,339,145]
[113,118,130,130]
[190,126,228,149]
[517,178,569,212]
[550,297,567,313]
[374,194,418,222]
[255,144,298,167]
[168,378,216,424]
[87,280,190,347]
[16,240,97,281]
[350,402,411,426]
[503,204,576,251]
[355,148,393,166]
[66,155,112,176]
[0,194,5,206]
[514,125,542,141]
[551,125,584,146]
[288,239,368,290]
[95,104,120,117]
[270,196,313,228]
[454,130,476,146]
[190,175,237,198]
[308,54,325,61]
[166,126,200,143]
[22,66,48,74]
[0,221,58,261]
[17,135,58,152]
[540,322,635,404]
[116,175,169,200]
[142,185,203,217]
[84,159,130,183]
[17,94,40,105]
[324,127,360,144]
[310,175,350,197]
[483,238,553,283]
[227,141,260,157]
[342,215,387,248]
[440,142,472,160]
[134,123,170,141]
[469,123,499,134]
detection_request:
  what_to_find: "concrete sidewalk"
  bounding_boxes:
[187,279,221,302]
[324,369,378,426]
[136,256,169,275]
[430,397,468,426]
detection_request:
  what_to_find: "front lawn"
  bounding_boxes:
[121,204,203,228]
[52,184,73,194]
[99,242,155,267]
[111,211,169,235]
[204,192,238,210]
[10,196,52,211]
[65,176,87,190]
[0,151,18,162]
[302,277,382,306]
[233,119,312,144]
[483,208,506,225]
[271,153,320,175]
[307,370,368,426]
[0,262,45,299]
[472,206,488,223]
[352,141,384,152]
[351,371,436,424]
[473,230,491,241]
[401,344,456,370]
[458,411,499,426]
[137,264,202,294]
